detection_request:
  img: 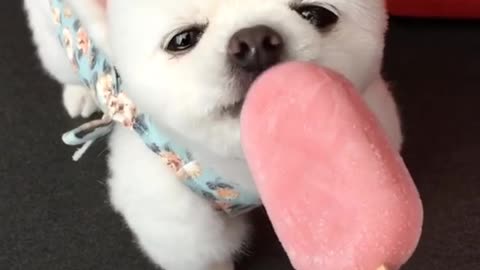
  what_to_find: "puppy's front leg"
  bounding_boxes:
[62,84,98,118]
[107,127,249,270]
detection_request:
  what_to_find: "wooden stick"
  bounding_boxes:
[377,265,389,270]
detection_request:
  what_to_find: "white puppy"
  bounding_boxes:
[24,0,403,269]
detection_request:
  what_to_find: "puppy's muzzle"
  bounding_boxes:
[227,25,284,74]
[220,25,284,117]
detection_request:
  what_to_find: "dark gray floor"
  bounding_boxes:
[1,1,479,269]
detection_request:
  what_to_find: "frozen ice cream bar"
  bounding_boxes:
[241,62,423,270]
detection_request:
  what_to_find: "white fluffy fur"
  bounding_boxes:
[24,0,402,269]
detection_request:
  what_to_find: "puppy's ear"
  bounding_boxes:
[65,0,111,55]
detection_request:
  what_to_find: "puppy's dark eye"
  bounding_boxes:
[294,5,339,30]
[166,28,203,52]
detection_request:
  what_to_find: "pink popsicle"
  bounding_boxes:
[241,62,423,270]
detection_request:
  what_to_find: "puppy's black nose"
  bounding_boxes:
[227,25,284,72]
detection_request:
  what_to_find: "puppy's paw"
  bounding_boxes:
[63,84,98,118]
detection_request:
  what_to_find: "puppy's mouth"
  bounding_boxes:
[218,69,264,118]
[220,98,246,117]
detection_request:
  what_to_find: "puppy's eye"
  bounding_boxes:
[166,28,203,52]
[294,5,339,30]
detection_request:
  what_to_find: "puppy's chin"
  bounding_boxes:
[160,105,244,159]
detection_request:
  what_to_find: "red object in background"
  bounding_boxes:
[387,0,480,19]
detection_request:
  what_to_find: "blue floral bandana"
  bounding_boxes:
[50,0,261,216]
